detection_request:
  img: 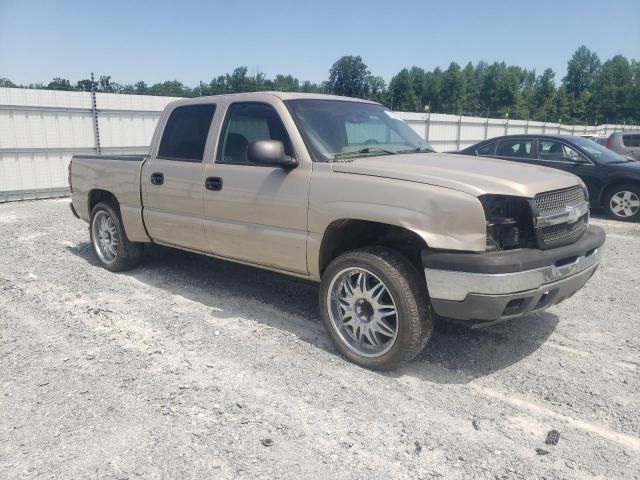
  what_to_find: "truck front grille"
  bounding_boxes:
[534,186,586,216]
[534,186,589,248]
[541,214,588,244]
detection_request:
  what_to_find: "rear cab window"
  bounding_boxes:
[158,104,216,162]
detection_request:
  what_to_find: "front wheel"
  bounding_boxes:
[90,202,143,272]
[319,247,432,370]
[605,185,640,221]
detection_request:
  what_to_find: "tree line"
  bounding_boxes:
[1,46,638,123]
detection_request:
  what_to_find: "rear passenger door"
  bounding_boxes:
[202,100,311,274]
[142,103,216,251]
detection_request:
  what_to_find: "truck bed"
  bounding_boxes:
[70,154,149,242]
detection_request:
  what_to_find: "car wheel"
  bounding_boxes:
[319,247,432,370]
[605,185,640,222]
[90,202,143,272]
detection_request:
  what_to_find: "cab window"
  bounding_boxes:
[217,103,293,165]
[158,104,215,162]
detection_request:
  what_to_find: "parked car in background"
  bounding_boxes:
[606,131,640,161]
[457,135,640,221]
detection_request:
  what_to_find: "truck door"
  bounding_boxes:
[142,103,216,251]
[202,100,311,274]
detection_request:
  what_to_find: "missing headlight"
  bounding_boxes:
[480,195,535,251]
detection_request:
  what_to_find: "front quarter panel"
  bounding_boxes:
[307,163,487,279]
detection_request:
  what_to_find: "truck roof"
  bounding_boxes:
[172,91,379,105]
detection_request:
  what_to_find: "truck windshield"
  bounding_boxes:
[286,99,433,161]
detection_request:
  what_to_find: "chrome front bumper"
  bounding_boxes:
[426,247,602,302]
[422,226,605,322]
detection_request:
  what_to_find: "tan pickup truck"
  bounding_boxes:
[69,92,605,369]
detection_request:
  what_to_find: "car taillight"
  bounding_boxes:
[606,136,613,149]
[68,160,73,193]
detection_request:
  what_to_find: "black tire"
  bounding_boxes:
[604,184,640,222]
[89,202,143,272]
[319,247,433,370]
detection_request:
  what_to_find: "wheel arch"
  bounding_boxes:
[89,189,121,214]
[317,219,430,278]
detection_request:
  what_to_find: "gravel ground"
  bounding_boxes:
[0,198,639,480]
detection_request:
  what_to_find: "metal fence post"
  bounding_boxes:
[484,109,489,140]
[504,114,509,136]
[456,109,462,150]
[525,112,529,134]
[90,72,101,155]
[425,111,431,142]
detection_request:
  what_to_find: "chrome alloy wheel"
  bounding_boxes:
[610,190,640,218]
[92,210,119,264]
[327,267,399,358]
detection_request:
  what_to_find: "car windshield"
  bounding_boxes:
[572,137,630,164]
[285,99,433,161]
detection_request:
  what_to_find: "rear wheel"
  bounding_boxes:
[319,247,432,370]
[90,202,143,271]
[605,184,640,221]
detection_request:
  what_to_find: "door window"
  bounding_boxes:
[538,140,584,162]
[622,134,640,148]
[476,142,495,156]
[495,138,533,158]
[217,103,293,165]
[158,104,215,162]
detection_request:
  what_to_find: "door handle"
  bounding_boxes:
[150,172,164,185]
[205,176,223,191]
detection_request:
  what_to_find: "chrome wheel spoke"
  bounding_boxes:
[373,318,395,337]
[376,305,397,318]
[92,211,119,263]
[327,267,399,358]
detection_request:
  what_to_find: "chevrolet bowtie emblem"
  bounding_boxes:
[565,205,581,223]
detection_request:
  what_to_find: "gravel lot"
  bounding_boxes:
[1,198,639,480]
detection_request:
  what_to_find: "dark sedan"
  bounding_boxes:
[457,135,640,221]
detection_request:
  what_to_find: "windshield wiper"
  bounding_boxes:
[395,146,435,154]
[332,148,397,160]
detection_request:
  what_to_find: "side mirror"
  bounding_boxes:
[247,140,298,169]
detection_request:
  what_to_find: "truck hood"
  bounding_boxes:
[331,153,581,198]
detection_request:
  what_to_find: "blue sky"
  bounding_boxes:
[1,0,639,87]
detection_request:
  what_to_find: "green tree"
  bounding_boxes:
[532,68,556,119]
[0,78,16,87]
[441,62,465,113]
[563,46,601,99]
[273,74,300,92]
[48,77,73,90]
[328,55,370,97]
[76,78,95,91]
[149,80,191,97]
[389,68,420,111]
[590,55,633,122]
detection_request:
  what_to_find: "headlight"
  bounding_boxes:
[479,195,535,251]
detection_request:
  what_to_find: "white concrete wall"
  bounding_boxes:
[1,87,637,202]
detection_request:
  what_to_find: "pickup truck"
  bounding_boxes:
[69,92,605,369]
